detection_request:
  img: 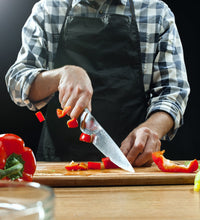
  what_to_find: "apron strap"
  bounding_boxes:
[60,0,73,35]
[129,0,136,21]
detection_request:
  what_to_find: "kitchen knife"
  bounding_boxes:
[80,108,135,173]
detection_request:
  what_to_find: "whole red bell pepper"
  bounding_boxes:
[0,134,36,181]
[152,150,198,173]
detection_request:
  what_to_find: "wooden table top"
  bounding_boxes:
[54,185,200,220]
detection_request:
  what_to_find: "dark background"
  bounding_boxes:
[0,0,198,159]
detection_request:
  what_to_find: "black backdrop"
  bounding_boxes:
[0,0,198,159]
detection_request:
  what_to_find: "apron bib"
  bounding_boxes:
[37,0,147,161]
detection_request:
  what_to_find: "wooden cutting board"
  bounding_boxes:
[33,162,197,187]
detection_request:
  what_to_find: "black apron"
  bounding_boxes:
[37,0,147,161]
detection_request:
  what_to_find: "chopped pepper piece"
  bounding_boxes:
[65,161,79,171]
[65,161,88,171]
[56,106,71,118]
[67,118,79,128]
[35,111,45,122]
[152,150,198,173]
[88,162,101,170]
[102,157,119,169]
[79,133,92,143]
[0,134,36,181]
[78,162,88,170]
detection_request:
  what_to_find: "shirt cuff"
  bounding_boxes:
[146,100,183,141]
[21,68,53,111]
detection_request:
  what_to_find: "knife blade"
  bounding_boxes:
[80,108,135,173]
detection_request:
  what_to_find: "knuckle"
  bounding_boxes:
[137,127,150,136]
[152,132,159,140]
[76,85,84,94]
[74,86,92,98]
[63,65,69,72]
[84,89,92,98]
[135,143,145,152]
[142,127,151,134]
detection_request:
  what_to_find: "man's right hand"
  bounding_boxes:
[58,65,93,119]
[29,65,93,119]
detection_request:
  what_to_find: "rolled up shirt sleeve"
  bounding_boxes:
[146,6,190,140]
[5,1,50,111]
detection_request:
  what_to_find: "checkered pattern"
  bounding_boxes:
[5,0,190,140]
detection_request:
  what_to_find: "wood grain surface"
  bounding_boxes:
[54,185,200,220]
[33,162,197,187]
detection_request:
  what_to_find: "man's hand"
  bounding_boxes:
[58,65,93,119]
[120,126,161,166]
[29,65,93,119]
[120,111,174,166]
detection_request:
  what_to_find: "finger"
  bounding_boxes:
[60,92,71,110]
[58,87,65,107]
[133,135,159,167]
[70,94,91,119]
[120,133,135,156]
[143,160,153,167]
[88,99,92,112]
[156,139,161,151]
[126,131,149,165]
[58,84,73,109]
[63,93,79,115]
[133,138,156,167]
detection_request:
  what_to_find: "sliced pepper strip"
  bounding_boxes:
[0,134,36,181]
[152,150,198,173]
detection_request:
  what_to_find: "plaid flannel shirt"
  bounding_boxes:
[5,0,190,140]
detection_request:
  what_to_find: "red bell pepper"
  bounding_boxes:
[0,134,36,181]
[79,133,92,143]
[35,111,45,122]
[0,144,6,169]
[102,157,119,169]
[65,161,79,171]
[65,161,88,171]
[67,118,79,128]
[152,150,198,173]
[78,162,88,170]
[88,161,101,170]
[56,106,71,118]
